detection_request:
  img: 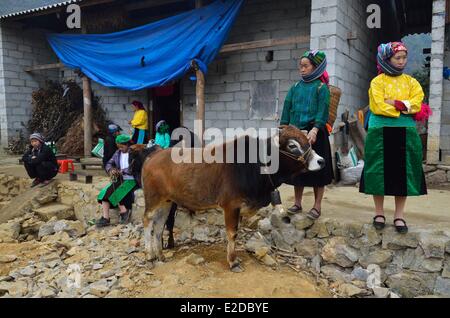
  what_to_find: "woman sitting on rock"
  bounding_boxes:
[22,133,58,188]
[96,134,137,227]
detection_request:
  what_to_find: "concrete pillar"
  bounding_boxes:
[427,0,446,163]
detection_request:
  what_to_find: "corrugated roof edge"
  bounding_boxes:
[0,0,83,20]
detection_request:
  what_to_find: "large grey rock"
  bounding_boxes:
[33,203,74,221]
[0,280,28,297]
[373,287,390,298]
[279,224,305,245]
[385,271,438,298]
[402,246,443,273]
[434,277,450,297]
[348,224,382,249]
[290,214,314,230]
[294,239,320,259]
[306,219,331,239]
[418,232,449,259]
[244,234,270,253]
[351,267,370,281]
[382,227,419,250]
[331,221,363,239]
[89,280,110,298]
[321,237,360,268]
[54,220,86,238]
[271,230,294,252]
[426,170,447,184]
[38,219,58,239]
[0,220,21,241]
[257,218,272,234]
[320,264,352,283]
[359,249,393,268]
[442,256,450,278]
[0,255,17,264]
[339,283,365,297]
[192,226,211,242]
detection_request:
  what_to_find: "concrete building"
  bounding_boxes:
[0,0,448,166]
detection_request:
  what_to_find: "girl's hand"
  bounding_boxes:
[307,129,318,145]
[385,99,395,106]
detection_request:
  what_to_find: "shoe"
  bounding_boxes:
[373,215,386,230]
[119,210,132,224]
[31,178,41,188]
[39,179,54,188]
[96,217,111,228]
[306,208,321,220]
[287,204,302,214]
[394,218,408,234]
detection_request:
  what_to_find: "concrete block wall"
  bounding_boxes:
[62,69,148,134]
[0,21,59,147]
[181,0,311,136]
[428,0,446,164]
[310,0,379,120]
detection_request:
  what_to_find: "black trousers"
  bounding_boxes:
[24,161,58,181]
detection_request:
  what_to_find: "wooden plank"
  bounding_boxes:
[220,36,310,53]
[24,62,64,72]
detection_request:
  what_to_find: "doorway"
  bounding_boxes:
[150,82,181,138]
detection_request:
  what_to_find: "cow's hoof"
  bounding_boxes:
[230,263,244,273]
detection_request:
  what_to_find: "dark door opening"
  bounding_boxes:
[151,82,181,138]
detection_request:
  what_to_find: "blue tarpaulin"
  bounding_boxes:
[47,0,243,90]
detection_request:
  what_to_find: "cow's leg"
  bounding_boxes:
[164,203,177,249]
[147,201,173,261]
[224,207,242,272]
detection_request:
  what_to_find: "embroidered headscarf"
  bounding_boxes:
[300,50,329,84]
[377,42,408,76]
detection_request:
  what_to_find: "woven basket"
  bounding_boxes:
[328,85,342,126]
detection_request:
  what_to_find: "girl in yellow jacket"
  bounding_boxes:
[129,100,149,144]
[359,42,428,234]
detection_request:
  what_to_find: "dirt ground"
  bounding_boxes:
[0,239,331,298]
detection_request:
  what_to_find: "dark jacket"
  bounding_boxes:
[22,143,58,167]
[103,133,118,168]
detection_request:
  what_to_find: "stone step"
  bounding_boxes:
[0,183,58,224]
[33,203,75,221]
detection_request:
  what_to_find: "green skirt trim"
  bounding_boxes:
[360,126,426,197]
[97,179,137,207]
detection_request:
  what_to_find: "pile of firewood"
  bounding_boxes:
[6,80,109,156]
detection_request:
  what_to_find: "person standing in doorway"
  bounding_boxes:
[129,100,149,144]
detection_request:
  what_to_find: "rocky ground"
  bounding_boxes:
[0,211,332,298]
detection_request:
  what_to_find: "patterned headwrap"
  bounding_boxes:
[377,42,408,76]
[300,50,328,83]
[29,132,45,143]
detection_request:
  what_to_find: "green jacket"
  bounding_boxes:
[280,79,330,129]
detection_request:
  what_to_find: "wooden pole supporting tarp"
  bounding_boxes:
[82,75,93,157]
[191,60,205,147]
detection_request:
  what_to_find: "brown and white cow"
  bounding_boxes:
[129,125,324,272]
